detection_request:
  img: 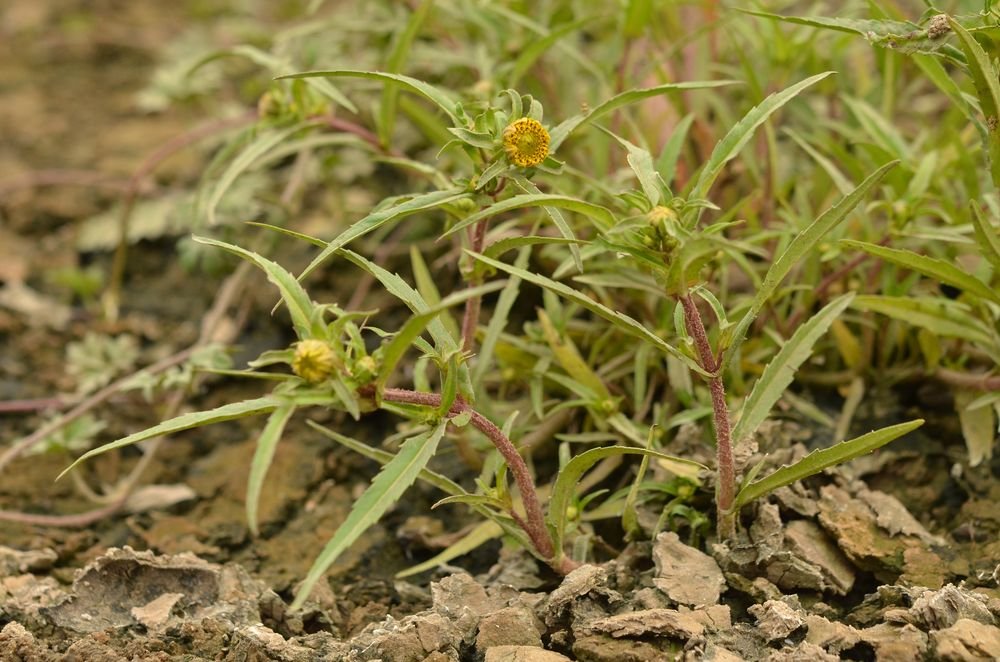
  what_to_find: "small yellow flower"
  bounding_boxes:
[503,117,550,168]
[292,339,336,383]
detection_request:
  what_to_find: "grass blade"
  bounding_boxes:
[732,293,854,445]
[733,420,924,508]
[246,403,296,536]
[291,421,448,610]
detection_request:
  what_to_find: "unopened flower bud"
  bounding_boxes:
[292,339,336,384]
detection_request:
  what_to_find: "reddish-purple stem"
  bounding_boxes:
[460,218,489,354]
[379,386,556,562]
[680,294,736,539]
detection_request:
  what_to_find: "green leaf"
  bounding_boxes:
[842,96,911,160]
[656,114,694,188]
[194,236,318,338]
[291,420,448,610]
[599,127,662,206]
[508,16,599,87]
[432,494,508,510]
[469,252,707,375]
[483,236,582,260]
[851,295,996,347]
[689,72,834,205]
[971,202,1000,273]
[547,446,706,564]
[395,520,506,578]
[947,16,1000,189]
[307,420,464,496]
[443,194,615,239]
[58,397,283,481]
[549,80,738,150]
[339,249,474,399]
[246,403,296,536]
[733,420,924,508]
[732,294,854,445]
[298,188,468,282]
[511,175,585,273]
[205,123,307,226]
[739,10,962,56]
[538,309,612,402]
[721,160,898,371]
[840,240,1000,305]
[277,69,461,127]
[410,246,461,342]
[472,246,531,387]
[380,0,435,148]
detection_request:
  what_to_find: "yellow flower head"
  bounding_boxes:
[503,117,550,168]
[292,339,336,383]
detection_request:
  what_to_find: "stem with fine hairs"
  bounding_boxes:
[374,386,577,573]
[679,293,736,540]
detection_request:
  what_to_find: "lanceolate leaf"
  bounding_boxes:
[840,240,1000,305]
[379,0,435,147]
[971,203,1000,273]
[733,420,924,508]
[947,16,1000,189]
[732,293,855,445]
[851,295,996,347]
[59,397,284,480]
[194,236,317,338]
[339,249,474,398]
[277,70,461,126]
[547,446,706,564]
[291,421,448,610]
[307,421,464,495]
[298,187,468,282]
[469,252,708,375]
[246,402,296,536]
[690,72,834,206]
[205,123,308,226]
[375,281,506,393]
[549,80,737,150]
[443,194,614,239]
[721,160,899,371]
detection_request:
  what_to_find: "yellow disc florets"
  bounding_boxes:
[502,117,550,168]
[292,339,336,384]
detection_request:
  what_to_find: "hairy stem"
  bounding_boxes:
[679,294,736,540]
[379,386,557,563]
[460,218,489,354]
